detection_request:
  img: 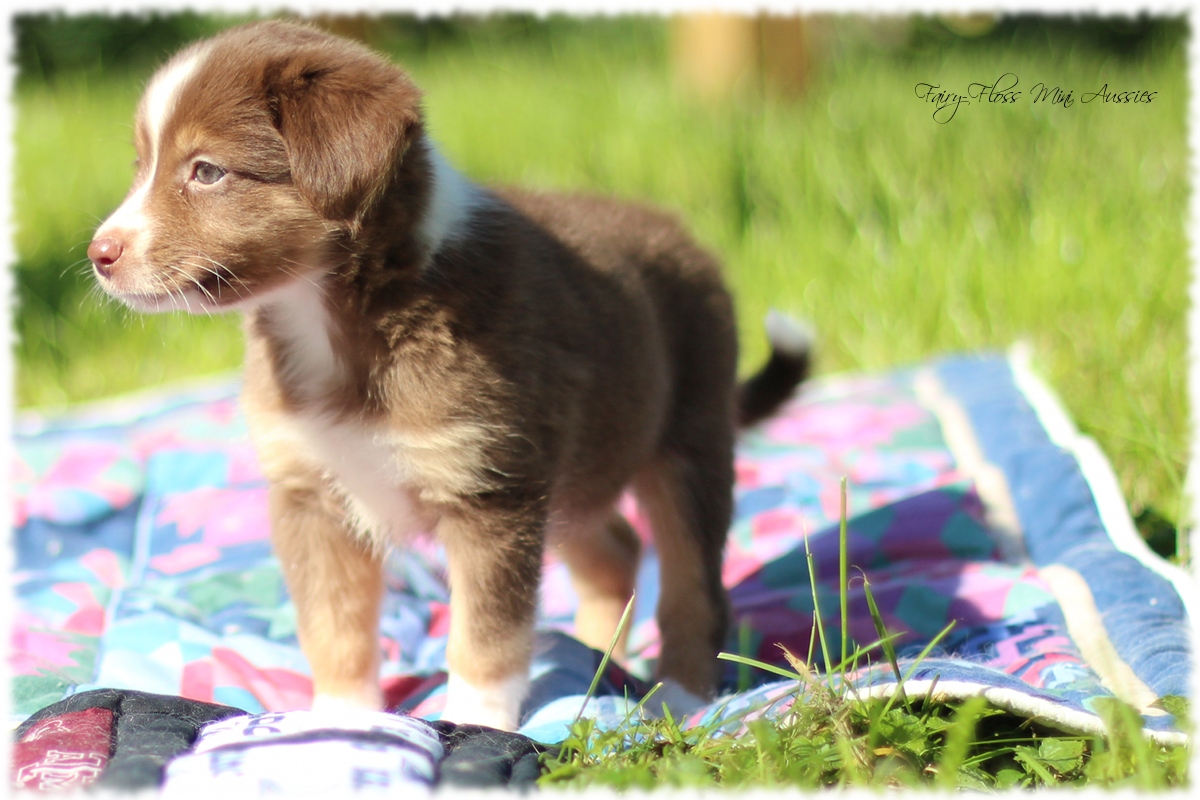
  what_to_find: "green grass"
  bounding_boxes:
[541,683,1191,790]
[14,17,1188,545]
[539,480,1190,790]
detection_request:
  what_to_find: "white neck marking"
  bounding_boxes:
[417,146,483,257]
[262,276,342,402]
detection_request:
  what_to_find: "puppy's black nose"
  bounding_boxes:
[88,237,125,279]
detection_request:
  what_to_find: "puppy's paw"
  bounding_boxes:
[440,671,529,731]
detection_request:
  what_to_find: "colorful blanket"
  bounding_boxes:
[11,349,1191,791]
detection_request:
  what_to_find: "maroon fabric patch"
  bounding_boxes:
[383,672,446,710]
[13,706,113,791]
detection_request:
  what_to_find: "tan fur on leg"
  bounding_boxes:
[268,482,385,710]
[438,506,544,729]
[557,511,641,658]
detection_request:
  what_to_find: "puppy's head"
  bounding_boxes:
[87,20,424,313]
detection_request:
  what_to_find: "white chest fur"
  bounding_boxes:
[249,279,439,542]
[251,405,453,553]
[255,409,498,544]
[291,413,438,542]
[248,298,495,542]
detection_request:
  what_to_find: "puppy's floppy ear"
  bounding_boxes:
[265,40,422,228]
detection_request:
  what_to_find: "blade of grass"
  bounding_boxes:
[839,476,849,674]
[804,532,833,674]
[863,575,909,711]
[786,632,901,681]
[918,674,940,724]
[718,651,803,683]
[880,619,957,718]
[573,590,636,726]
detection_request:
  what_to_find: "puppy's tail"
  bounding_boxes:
[738,310,813,428]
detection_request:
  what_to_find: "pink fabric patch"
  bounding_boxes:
[79,549,126,589]
[64,607,106,637]
[149,543,224,575]
[752,508,804,538]
[208,399,240,426]
[227,447,266,484]
[10,629,88,671]
[132,427,187,458]
[12,498,28,529]
[427,602,451,638]
[42,442,122,485]
[763,403,927,448]
[212,647,313,710]
[734,458,760,489]
[157,487,270,547]
[182,660,215,703]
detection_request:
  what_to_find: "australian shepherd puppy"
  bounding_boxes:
[87,19,811,731]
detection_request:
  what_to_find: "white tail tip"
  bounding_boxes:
[764,309,815,357]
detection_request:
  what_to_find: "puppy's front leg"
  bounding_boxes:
[269,481,385,712]
[438,503,544,731]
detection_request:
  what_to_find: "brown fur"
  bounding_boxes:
[87,20,809,729]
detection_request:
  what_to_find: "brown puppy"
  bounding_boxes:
[86,20,810,730]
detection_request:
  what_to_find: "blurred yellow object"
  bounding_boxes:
[939,14,997,38]
[670,13,814,102]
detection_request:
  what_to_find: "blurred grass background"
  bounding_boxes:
[12,12,1189,552]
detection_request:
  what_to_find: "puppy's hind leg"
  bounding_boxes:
[268,481,386,712]
[634,445,733,701]
[555,509,641,660]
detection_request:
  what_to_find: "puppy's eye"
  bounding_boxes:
[191,161,227,185]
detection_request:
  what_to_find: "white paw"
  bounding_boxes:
[440,671,529,731]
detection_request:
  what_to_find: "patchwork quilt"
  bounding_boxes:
[10,350,1192,792]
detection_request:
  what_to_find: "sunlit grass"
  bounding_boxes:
[541,683,1191,790]
[13,17,1188,533]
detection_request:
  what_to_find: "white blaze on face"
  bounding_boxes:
[91,45,216,313]
[95,46,210,245]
